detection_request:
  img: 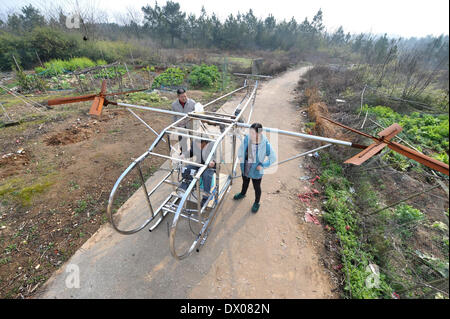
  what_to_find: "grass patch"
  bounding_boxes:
[0,175,56,206]
[319,153,393,298]
[208,55,253,69]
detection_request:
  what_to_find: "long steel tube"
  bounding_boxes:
[118,102,186,117]
[203,85,247,108]
[236,122,353,147]
[273,144,332,166]
[234,84,257,123]
[126,107,166,142]
[165,130,217,143]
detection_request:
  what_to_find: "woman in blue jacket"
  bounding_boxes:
[233,123,276,213]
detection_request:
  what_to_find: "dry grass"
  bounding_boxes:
[306,87,343,140]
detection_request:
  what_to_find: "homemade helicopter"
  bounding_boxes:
[47,74,449,260]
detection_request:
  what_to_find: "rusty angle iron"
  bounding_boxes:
[47,80,145,116]
[321,116,449,176]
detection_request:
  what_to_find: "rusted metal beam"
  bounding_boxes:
[388,141,449,176]
[46,80,145,116]
[321,116,449,176]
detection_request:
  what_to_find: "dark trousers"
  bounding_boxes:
[183,165,215,194]
[241,176,262,204]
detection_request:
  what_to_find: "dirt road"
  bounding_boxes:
[37,66,336,298]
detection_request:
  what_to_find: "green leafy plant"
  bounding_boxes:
[35,57,103,77]
[393,204,424,239]
[188,64,220,88]
[121,92,161,104]
[364,105,449,165]
[93,66,126,79]
[15,67,46,92]
[151,67,185,89]
[319,154,393,299]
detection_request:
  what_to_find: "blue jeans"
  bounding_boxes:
[183,165,215,193]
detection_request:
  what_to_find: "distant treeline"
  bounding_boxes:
[0,2,448,74]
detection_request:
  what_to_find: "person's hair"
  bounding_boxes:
[250,122,263,134]
[195,134,209,146]
[177,88,186,95]
[245,123,263,161]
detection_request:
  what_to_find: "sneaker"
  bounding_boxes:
[251,202,260,213]
[233,193,245,200]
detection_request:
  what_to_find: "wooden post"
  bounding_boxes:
[222,56,225,91]
[12,55,21,72]
[100,48,105,61]
[35,50,44,67]
[89,72,96,90]
[124,63,135,89]
[129,48,135,65]
[102,65,109,91]
[114,65,122,91]
[147,66,152,90]
[76,74,85,93]
[0,102,12,122]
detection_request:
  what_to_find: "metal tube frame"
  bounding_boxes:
[107,80,359,259]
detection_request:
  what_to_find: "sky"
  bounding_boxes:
[1,0,449,38]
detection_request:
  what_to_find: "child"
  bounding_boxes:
[233,123,276,213]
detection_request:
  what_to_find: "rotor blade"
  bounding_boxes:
[89,96,105,116]
[388,141,449,176]
[377,123,402,141]
[344,142,388,165]
[47,94,97,106]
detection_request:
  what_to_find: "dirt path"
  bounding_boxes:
[36,67,336,299]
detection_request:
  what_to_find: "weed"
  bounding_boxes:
[69,180,80,191]
[320,154,393,298]
[74,200,87,214]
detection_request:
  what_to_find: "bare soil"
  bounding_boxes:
[0,88,211,298]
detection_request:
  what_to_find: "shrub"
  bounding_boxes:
[151,67,185,89]
[63,57,96,71]
[36,57,104,77]
[30,27,78,62]
[15,68,45,92]
[188,64,220,88]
